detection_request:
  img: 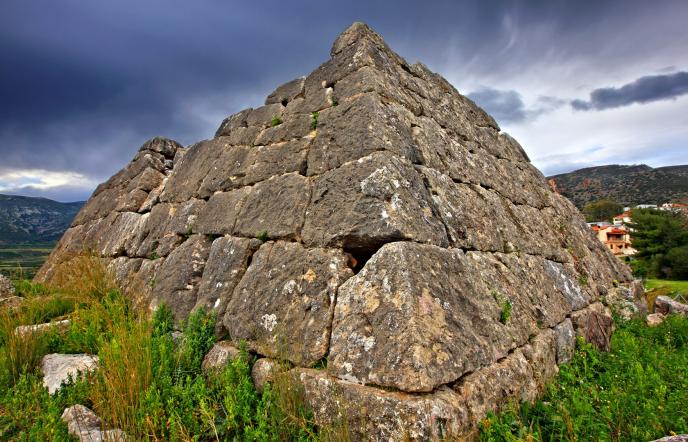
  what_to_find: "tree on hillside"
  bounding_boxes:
[630,209,688,279]
[582,199,624,222]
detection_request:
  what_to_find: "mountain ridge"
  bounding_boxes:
[0,194,83,244]
[548,164,688,209]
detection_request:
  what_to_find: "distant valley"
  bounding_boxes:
[0,194,83,245]
[548,164,688,209]
[0,194,83,279]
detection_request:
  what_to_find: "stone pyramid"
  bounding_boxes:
[37,22,640,440]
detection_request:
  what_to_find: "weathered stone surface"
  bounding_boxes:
[553,318,575,364]
[646,313,665,327]
[233,173,311,240]
[306,94,419,176]
[651,435,688,442]
[35,21,636,438]
[62,404,126,442]
[571,302,613,351]
[215,108,253,138]
[202,341,241,373]
[194,236,261,336]
[655,295,688,316]
[73,138,181,226]
[303,152,447,249]
[293,368,465,441]
[224,241,353,366]
[266,77,305,105]
[604,281,647,319]
[251,358,288,393]
[41,353,98,394]
[195,188,250,236]
[150,234,211,320]
[0,274,14,299]
[452,330,558,439]
[329,242,576,392]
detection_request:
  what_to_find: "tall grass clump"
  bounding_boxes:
[1,251,332,441]
[480,315,688,441]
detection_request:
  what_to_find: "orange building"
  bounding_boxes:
[590,224,636,256]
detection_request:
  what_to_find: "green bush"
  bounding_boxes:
[480,315,688,441]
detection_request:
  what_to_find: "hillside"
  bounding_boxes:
[548,164,688,209]
[0,194,83,245]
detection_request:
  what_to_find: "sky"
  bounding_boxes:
[1,0,687,202]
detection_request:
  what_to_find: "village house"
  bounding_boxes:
[588,221,637,257]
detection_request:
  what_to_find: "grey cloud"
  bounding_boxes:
[468,88,564,124]
[571,71,688,111]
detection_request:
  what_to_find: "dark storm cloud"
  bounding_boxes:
[0,0,686,200]
[571,71,688,111]
[468,88,564,124]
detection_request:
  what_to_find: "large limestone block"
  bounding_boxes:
[195,188,250,236]
[194,236,261,336]
[452,330,558,439]
[223,241,353,366]
[329,242,577,392]
[215,108,253,138]
[233,173,311,241]
[303,152,447,249]
[202,341,241,373]
[293,368,465,441]
[266,77,305,105]
[306,93,419,176]
[161,138,227,203]
[151,234,211,320]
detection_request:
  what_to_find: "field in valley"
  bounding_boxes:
[0,243,54,280]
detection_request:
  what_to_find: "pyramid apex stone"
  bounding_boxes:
[331,22,387,56]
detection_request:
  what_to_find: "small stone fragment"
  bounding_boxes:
[646,313,665,327]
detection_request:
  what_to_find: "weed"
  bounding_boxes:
[271,115,283,127]
[148,251,160,260]
[492,290,513,324]
[256,231,268,242]
[310,111,319,130]
[579,275,589,286]
[480,315,688,441]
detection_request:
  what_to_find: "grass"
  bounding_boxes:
[645,279,688,298]
[479,315,688,441]
[0,252,331,441]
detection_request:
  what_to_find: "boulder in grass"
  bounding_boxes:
[41,353,99,394]
[201,341,241,373]
[646,313,665,327]
[654,295,688,316]
[62,404,127,441]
